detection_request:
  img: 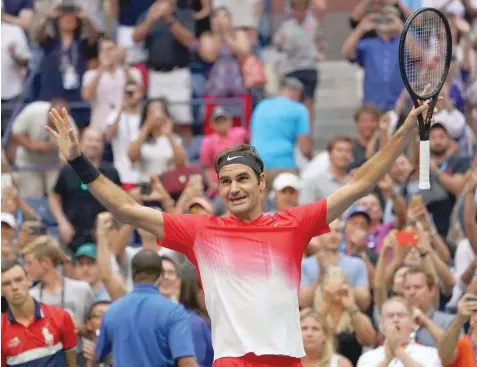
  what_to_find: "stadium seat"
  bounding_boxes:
[25,197,57,227]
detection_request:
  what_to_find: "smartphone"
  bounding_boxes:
[1,174,12,189]
[139,182,152,195]
[375,15,388,24]
[60,4,77,13]
[30,226,48,235]
[395,230,419,246]
[410,195,423,207]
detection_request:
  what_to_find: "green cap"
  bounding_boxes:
[75,243,97,260]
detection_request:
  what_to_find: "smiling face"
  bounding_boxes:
[218,164,265,220]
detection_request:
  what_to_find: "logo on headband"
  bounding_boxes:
[226,156,242,161]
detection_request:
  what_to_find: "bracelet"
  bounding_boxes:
[68,153,101,184]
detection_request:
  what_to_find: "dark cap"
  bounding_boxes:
[211,106,231,121]
[430,122,449,135]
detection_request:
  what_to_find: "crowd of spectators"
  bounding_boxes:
[1,0,477,366]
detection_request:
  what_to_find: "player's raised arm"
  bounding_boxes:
[326,100,433,224]
[45,108,166,239]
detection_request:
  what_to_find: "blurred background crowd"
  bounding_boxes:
[1,0,477,366]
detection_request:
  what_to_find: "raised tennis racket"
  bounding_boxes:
[399,7,452,190]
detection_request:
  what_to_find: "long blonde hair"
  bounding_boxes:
[313,266,354,334]
[300,309,335,367]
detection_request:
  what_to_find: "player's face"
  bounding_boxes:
[218,165,265,218]
[1,265,30,306]
[380,300,413,341]
[329,141,353,169]
[275,187,298,210]
[357,195,382,223]
[301,315,326,352]
[403,272,433,310]
[429,128,449,157]
[76,256,100,285]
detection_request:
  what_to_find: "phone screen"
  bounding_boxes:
[395,231,419,246]
[140,182,152,195]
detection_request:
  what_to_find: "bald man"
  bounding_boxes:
[48,127,122,251]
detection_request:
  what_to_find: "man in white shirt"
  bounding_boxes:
[82,38,142,132]
[11,99,77,197]
[104,80,142,188]
[1,21,29,134]
[357,297,442,367]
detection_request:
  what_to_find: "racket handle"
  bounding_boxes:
[419,140,431,190]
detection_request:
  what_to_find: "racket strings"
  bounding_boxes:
[403,11,448,98]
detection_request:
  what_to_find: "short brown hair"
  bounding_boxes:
[1,259,25,274]
[403,266,435,289]
[214,144,264,177]
[354,103,380,122]
[327,136,353,153]
[20,236,64,267]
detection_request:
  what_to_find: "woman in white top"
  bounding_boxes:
[301,309,352,367]
[128,98,187,177]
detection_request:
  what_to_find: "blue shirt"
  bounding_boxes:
[356,36,403,111]
[250,96,310,169]
[300,254,369,289]
[187,310,214,367]
[3,0,33,16]
[95,283,195,367]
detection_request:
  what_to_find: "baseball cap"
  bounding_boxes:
[272,172,300,192]
[211,106,230,121]
[75,243,97,260]
[1,213,16,229]
[188,197,213,214]
[345,207,371,224]
[430,122,449,135]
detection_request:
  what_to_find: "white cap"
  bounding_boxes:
[1,212,16,229]
[272,172,300,192]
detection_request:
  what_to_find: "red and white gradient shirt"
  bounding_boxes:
[158,200,330,360]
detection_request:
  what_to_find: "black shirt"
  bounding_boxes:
[139,9,195,70]
[53,162,121,250]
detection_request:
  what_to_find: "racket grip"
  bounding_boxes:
[419,140,431,190]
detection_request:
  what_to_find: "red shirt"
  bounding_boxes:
[158,200,330,361]
[1,300,77,367]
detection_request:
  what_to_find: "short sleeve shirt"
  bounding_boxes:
[158,200,330,360]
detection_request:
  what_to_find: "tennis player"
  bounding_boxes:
[45,101,432,367]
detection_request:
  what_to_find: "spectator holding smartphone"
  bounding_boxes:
[104,80,143,191]
[128,98,187,177]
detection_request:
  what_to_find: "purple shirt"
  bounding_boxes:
[373,221,395,254]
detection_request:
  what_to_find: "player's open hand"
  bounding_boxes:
[45,108,81,161]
